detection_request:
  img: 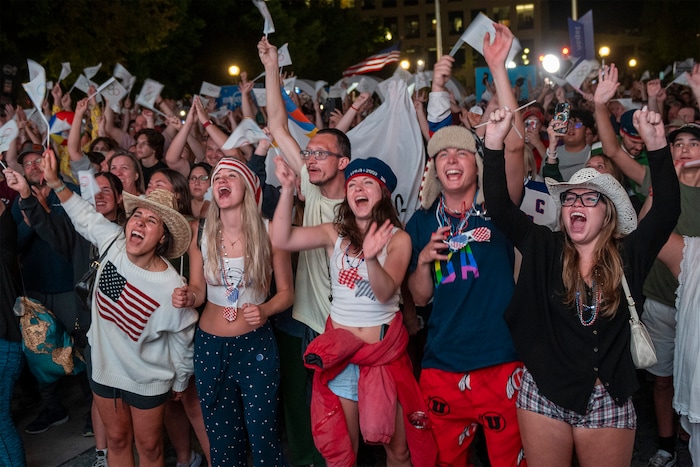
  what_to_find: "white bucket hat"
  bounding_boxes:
[545,168,637,235]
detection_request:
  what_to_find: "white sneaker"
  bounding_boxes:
[176,451,202,467]
[648,449,678,467]
[91,450,108,467]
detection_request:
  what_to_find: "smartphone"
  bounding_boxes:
[553,102,571,134]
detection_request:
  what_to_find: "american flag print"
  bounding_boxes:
[95,262,160,342]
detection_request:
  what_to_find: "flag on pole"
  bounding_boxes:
[199,81,222,98]
[0,120,19,154]
[113,63,133,81]
[136,79,164,109]
[565,59,599,89]
[27,59,44,81]
[103,79,128,112]
[567,10,595,61]
[72,74,91,94]
[252,0,275,35]
[83,63,102,80]
[58,62,71,83]
[222,118,271,150]
[343,43,401,77]
[277,43,293,67]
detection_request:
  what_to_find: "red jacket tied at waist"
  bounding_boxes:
[304,313,437,467]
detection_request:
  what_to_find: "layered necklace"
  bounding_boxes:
[337,243,365,289]
[575,269,602,326]
[219,230,245,322]
[436,194,483,252]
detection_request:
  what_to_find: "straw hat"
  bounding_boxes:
[545,168,637,235]
[123,189,192,258]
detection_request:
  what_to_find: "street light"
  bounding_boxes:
[628,58,638,68]
[416,59,425,72]
[599,46,610,67]
[228,65,240,77]
[400,60,410,70]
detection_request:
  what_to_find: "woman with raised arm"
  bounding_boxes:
[270,155,436,466]
[482,106,680,467]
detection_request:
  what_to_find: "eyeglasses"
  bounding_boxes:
[22,159,43,168]
[300,149,342,161]
[189,175,210,183]
[560,191,602,207]
[569,121,584,130]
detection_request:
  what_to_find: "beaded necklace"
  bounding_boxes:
[575,269,602,326]
[219,230,245,322]
[337,242,365,288]
[436,194,481,252]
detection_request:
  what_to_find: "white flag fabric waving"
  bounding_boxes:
[22,69,47,113]
[222,118,270,150]
[103,79,128,112]
[199,81,222,98]
[58,62,71,83]
[136,79,164,109]
[347,78,423,223]
[565,59,599,89]
[73,74,92,94]
[252,0,275,35]
[83,63,102,80]
[283,77,296,94]
[27,59,44,81]
[0,120,19,153]
[113,63,133,81]
[277,43,292,67]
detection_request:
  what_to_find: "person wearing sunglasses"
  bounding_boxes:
[483,107,680,466]
[542,108,596,182]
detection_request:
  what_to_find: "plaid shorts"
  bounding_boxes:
[516,368,637,429]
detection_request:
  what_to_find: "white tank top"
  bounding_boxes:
[329,234,399,327]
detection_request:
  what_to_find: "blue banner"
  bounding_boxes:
[567,10,595,60]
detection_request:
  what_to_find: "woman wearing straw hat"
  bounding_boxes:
[482,107,680,466]
[177,157,294,466]
[32,149,198,467]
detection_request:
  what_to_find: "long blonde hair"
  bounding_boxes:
[203,180,272,296]
[561,195,623,318]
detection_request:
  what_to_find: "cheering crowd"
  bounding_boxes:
[1,23,700,467]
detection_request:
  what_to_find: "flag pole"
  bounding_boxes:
[435,0,443,58]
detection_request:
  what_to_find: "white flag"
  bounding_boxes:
[0,120,19,154]
[565,59,599,89]
[125,75,137,94]
[73,74,91,94]
[113,63,133,81]
[103,79,127,112]
[252,0,275,35]
[283,77,296,94]
[22,72,47,112]
[252,88,267,107]
[58,62,71,83]
[222,118,270,150]
[27,59,44,81]
[83,63,102,80]
[136,78,164,109]
[199,81,222,98]
[452,13,521,65]
[277,43,292,67]
[79,170,101,207]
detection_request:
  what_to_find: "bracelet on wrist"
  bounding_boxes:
[203,120,213,129]
[350,106,359,112]
[52,184,67,193]
[546,148,558,160]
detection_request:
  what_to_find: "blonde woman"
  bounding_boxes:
[175,157,293,466]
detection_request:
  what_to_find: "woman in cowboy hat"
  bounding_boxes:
[481,107,680,467]
[31,149,198,467]
[271,156,436,467]
[175,157,294,466]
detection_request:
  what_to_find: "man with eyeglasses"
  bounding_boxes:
[9,142,82,435]
[542,108,595,181]
[260,36,350,467]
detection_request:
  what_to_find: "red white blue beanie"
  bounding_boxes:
[212,157,262,211]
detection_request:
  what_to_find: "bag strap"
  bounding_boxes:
[93,236,118,268]
[620,275,640,322]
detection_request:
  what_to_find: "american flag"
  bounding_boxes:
[343,43,401,77]
[95,262,160,342]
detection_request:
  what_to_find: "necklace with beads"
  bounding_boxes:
[575,269,602,326]
[219,230,245,322]
[436,194,481,252]
[337,242,365,288]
